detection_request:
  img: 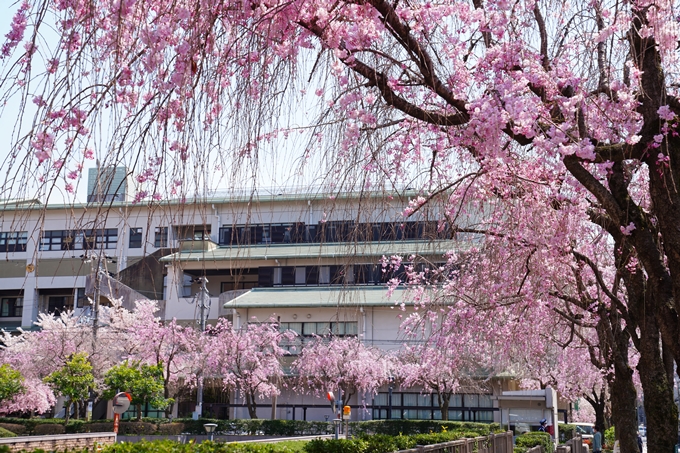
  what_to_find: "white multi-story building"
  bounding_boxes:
[0,171,533,423]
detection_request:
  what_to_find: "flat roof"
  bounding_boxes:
[0,189,421,211]
[223,286,411,309]
[161,240,463,263]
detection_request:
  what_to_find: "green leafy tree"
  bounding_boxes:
[0,364,24,405]
[44,352,95,423]
[103,361,171,421]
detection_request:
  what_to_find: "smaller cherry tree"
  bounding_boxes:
[44,352,95,424]
[102,360,171,420]
[0,364,24,406]
[293,336,392,407]
[208,318,293,419]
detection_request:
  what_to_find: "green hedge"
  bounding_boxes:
[0,423,26,436]
[103,440,301,453]
[515,432,553,453]
[305,427,493,453]
[349,420,499,436]
[0,417,497,438]
[558,424,577,443]
[0,427,16,438]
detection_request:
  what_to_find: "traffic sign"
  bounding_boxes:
[112,392,132,415]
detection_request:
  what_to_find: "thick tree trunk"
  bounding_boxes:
[137,404,142,421]
[610,366,638,453]
[584,388,607,430]
[638,311,678,453]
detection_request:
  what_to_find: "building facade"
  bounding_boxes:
[0,184,530,423]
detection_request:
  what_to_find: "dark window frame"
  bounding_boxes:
[129,227,143,248]
[0,297,22,317]
[154,227,168,248]
[0,231,28,253]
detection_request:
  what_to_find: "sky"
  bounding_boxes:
[0,2,332,206]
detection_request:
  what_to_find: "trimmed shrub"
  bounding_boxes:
[118,421,158,435]
[34,423,66,435]
[0,417,65,434]
[558,424,577,443]
[0,427,16,438]
[350,420,495,437]
[0,423,26,436]
[66,419,86,433]
[85,422,115,433]
[304,439,369,453]
[515,432,552,452]
[157,423,186,435]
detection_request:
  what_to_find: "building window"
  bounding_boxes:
[40,230,67,251]
[76,288,88,308]
[40,229,117,251]
[129,228,143,248]
[0,297,22,317]
[46,295,73,315]
[175,225,211,241]
[154,227,168,247]
[0,232,28,252]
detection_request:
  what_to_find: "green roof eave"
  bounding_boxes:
[222,286,412,309]
[160,240,465,263]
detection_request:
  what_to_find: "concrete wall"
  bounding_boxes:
[0,432,116,453]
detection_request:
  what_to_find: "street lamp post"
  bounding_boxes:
[203,423,217,442]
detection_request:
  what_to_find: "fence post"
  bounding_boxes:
[507,431,514,453]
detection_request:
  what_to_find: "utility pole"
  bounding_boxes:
[192,276,210,419]
[80,251,115,355]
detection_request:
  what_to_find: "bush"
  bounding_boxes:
[157,423,186,435]
[66,419,86,433]
[34,423,66,435]
[350,420,495,437]
[0,423,25,436]
[558,424,577,443]
[357,433,415,453]
[0,417,65,434]
[604,426,615,449]
[0,427,16,438]
[92,440,302,453]
[304,439,369,453]
[118,421,158,435]
[85,422,115,433]
[515,432,553,452]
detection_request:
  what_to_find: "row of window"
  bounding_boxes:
[38,227,169,251]
[219,221,452,246]
[39,229,119,251]
[7,219,454,254]
[371,393,494,422]
[0,232,28,252]
[279,321,358,336]
[257,264,429,287]
[278,322,359,353]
